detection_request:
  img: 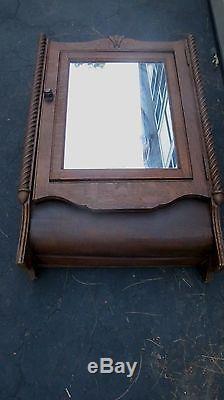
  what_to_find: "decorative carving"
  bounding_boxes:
[187,34,224,203]
[17,34,48,272]
[18,33,48,204]
[187,34,224,269]
[108,35,125,48]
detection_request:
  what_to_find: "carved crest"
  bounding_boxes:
[108,35,125,48]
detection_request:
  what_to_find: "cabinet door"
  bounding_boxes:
[33,37,209,210]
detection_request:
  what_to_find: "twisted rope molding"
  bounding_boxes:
[17,34,48,270]
[187,34,224,205]
[18,33,48,204]
[187,34,224,268]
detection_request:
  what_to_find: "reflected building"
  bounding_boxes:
[139,63,178,168]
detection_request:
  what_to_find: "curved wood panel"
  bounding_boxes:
[30,198,213,260]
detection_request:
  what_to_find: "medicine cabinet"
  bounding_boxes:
[17,34,224,280]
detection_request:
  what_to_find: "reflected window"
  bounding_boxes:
[139,63,177,168]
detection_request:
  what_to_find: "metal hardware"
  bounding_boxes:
[43,88,54,102]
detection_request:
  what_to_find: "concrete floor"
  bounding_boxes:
[0,0,224,399]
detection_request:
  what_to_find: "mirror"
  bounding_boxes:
[64,62,178,169]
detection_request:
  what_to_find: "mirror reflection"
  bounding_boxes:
[64,62,178,169]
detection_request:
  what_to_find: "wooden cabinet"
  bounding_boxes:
[17,34,224,280]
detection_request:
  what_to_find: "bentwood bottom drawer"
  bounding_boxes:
[29,198,213,268]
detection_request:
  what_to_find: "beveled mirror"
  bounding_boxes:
[64,62,177,170]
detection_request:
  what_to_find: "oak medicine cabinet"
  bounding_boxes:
[17,34,224,281]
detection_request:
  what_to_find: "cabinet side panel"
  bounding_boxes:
[187,34,224,269]
[17,34,48,268]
